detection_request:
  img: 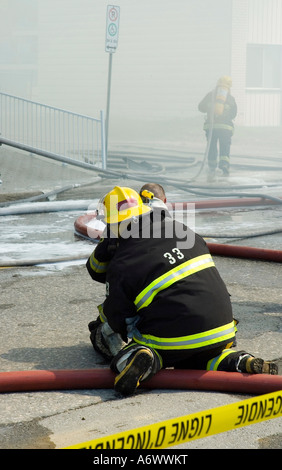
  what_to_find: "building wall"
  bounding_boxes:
[231,0,249,126]
[2,0,281,137]
[35,0,233,137]
[248,0,282,43]
[0,0,233,142]
[242,0,282,126]
[0,0,38,97]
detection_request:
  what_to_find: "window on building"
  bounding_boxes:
[246,44,282,89]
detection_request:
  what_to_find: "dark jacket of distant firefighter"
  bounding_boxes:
[198,77,237,131]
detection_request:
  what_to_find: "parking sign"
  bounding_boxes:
[105,5,120,53]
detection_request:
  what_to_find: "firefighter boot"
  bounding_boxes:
[219,159,230,177]
[111,346,161,396]
[207,168,216,182]
[237,354,278,375]
[221,167,229,177]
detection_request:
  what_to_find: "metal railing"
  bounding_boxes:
[0,92,107,169]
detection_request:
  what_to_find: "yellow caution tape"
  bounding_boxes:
[65,390,282,449]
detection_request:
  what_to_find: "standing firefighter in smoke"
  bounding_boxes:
[86,186,277,396]
[198,76,237,180]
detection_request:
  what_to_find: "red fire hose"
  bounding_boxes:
[207,242,282,262]
[0,368,281,395]
[173,197,282,210]
[74,210,282,263]
[74,196,281,237]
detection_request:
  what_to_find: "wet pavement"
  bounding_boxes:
[0,141,282,451]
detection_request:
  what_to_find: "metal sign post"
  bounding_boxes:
[105,5,120,158]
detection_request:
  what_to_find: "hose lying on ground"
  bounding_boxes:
[0,178,102,208]
[0,254,92,268]
[0,368,281,395]
[0,200,97,216]
[2,135,282,206]
[207,242,282,263]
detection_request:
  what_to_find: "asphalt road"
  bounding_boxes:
[0,144,282,452]
[0,254,281,450]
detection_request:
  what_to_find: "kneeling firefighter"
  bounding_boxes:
[86,186,278,396]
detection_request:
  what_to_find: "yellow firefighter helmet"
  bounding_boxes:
[103,186,152,224]
[217,76,232,88]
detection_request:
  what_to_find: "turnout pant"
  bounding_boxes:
[89,318,248,382]
[206,128,232,172]
[110,340,249,379]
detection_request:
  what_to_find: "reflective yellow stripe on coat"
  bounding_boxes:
[89,252,109,274]
[204,123,234,133]
[132,321,236,351]
[134,254,215,311]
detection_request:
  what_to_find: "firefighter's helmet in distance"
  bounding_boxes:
[217,75,232,88]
